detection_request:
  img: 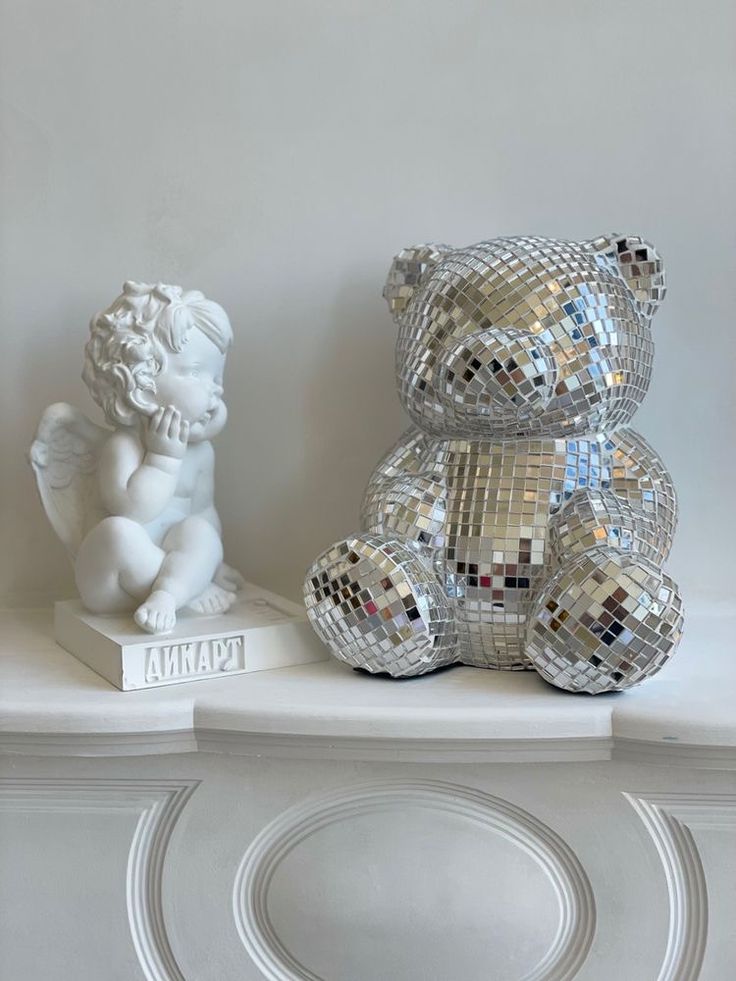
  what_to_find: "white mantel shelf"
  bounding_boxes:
[2,604,734,765]
[3,606,736,981]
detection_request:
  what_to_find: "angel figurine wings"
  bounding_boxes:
[30,281,245,635]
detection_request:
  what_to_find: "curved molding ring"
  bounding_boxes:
[0,777,199,981]
[233,778,596,981]
[625,792,736,981]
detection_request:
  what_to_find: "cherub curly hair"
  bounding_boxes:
[83,281,233,427]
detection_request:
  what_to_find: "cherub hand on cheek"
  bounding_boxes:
[31,281,245,635]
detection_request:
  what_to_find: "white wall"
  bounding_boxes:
[1,0,734,606]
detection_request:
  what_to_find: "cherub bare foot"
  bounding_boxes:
[213,562,246,593]
[187,582,237,615]
[134,590,177,634]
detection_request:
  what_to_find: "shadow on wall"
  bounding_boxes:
[244,270,406,601]
[8,301,93,605]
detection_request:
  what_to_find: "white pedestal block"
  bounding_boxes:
[54,582,327,690]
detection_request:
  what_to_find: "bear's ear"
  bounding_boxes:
[383,243,453,322]
[587,234,666,320]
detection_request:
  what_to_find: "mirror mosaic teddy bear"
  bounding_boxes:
[304,235,683,693]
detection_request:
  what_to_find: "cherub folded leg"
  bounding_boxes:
[74,512,224,634]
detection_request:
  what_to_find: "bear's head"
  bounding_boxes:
[384,235,665,439]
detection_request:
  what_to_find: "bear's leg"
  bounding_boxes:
[304,534,457,677]
[526,490,683,693]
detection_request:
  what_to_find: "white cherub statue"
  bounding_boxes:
[30,281,245,634]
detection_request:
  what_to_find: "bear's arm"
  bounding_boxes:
[359,426,447,547]
[606,427,678,556]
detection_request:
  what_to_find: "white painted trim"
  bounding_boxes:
[0,777,198,981]
[625,792,736,981]
[0,730,198,757]
[233,778,596,981]
[197,730,613,763]
[4,729,736,767]
[614,738,736,770]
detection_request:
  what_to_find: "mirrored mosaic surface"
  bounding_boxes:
[305,235,683,693]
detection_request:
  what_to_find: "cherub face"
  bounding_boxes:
[151,329,227,442]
